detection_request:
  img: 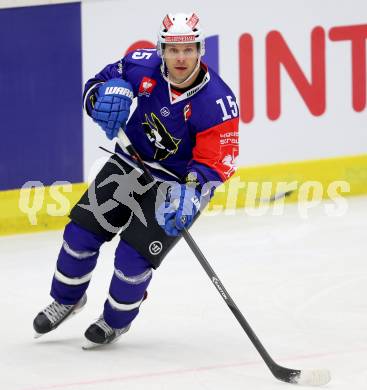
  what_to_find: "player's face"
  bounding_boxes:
[164,43,199,84]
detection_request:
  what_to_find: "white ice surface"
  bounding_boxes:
[0,196,366,390]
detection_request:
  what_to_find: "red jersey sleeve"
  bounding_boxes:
[192,117,239,182]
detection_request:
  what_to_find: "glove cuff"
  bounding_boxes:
[183,170,219,209]
[83,82,103,116]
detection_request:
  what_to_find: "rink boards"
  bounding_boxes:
[1,154,366,236]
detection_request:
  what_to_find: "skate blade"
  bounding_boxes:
[82,340,108,350]
[34,332,43,339]
[82,335,122,350]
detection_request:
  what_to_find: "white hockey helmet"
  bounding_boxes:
[157,12,205,57]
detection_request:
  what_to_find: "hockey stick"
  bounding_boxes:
[257,189,294,203]
[117,130,331,386]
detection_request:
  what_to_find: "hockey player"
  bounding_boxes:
[33,12,239,348]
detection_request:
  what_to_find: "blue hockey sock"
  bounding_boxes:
[51,221,106,305]
[103,239,153,329]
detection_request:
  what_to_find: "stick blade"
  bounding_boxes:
[293,369,331,386]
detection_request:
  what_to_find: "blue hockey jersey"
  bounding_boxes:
[83,49,239,188]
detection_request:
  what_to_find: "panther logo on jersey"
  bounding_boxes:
[142,113,181,160]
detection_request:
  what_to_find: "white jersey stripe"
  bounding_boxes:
[114,268,152,285]
[54,268,93,286]
[63,240,97,260]
[107,294,144,311]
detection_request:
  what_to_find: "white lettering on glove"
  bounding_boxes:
[105,87,134,99]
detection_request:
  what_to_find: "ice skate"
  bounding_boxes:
[33,294,87,338]
[82,315,131,350]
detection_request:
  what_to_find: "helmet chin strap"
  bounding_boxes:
[161,55,201,87]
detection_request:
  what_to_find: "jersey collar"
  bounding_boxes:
[162,63,211,104]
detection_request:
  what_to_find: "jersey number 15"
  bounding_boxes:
[216,96,238,121]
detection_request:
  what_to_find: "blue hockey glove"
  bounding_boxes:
[91,78,134,140]
[155,183,201,237]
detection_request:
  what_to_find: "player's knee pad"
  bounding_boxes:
[57,221,106,274]
[63,221,107,252]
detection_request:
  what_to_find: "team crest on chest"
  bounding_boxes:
[138,77,157,97]
[142,113,181,160]
[183,102,192,121]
